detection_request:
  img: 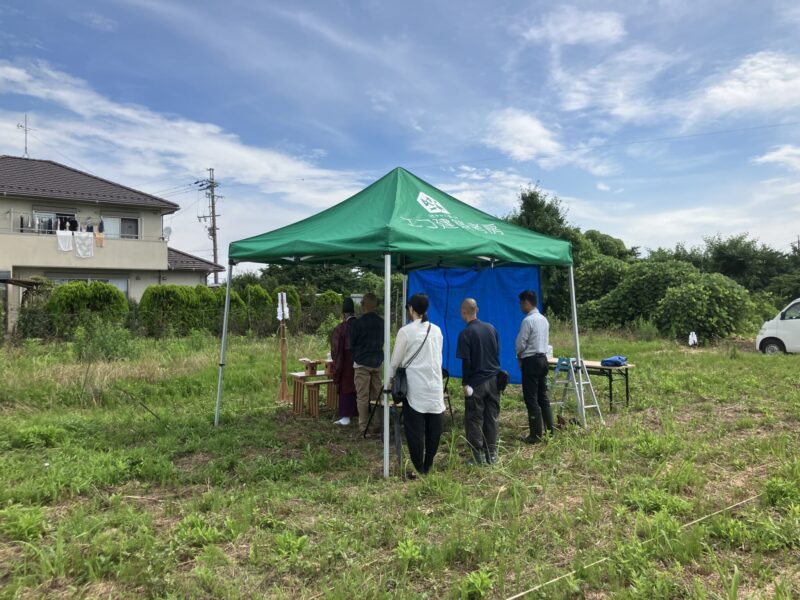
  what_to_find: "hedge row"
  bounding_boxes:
[577,259,776,342]
[17,281,127,339]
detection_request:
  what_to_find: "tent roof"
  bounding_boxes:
[229,167,572,269]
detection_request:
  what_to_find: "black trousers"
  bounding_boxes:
[464,376,500,455]
[403,401,444,474]
[521,354,553,438]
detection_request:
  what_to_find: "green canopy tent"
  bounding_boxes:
[217,167,584,478]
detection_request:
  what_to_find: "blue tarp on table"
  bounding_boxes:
[407,266,541,385]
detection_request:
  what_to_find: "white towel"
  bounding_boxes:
[74,232,94,258]
[56,230,73,252]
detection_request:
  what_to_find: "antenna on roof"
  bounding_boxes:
[16,114,34,158]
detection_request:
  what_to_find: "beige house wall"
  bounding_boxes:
[0,196,168,274]
[128,270,207,302]
[0,195,165,240]
[2,196,213,333]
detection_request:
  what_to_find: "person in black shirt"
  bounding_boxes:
[456,298,501,465]
[349,293,385,435]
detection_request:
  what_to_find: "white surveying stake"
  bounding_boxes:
[550,357,604,427]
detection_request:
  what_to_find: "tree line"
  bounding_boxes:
[9,186,798,345]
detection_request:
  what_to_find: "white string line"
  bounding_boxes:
[504,492,765,599]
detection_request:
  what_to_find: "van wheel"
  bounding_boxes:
[761,338,786,354]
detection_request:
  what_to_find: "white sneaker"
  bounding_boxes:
[334,417,351,426]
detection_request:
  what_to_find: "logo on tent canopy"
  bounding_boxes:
[416,191,450,215]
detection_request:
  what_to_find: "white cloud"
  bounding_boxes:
[523,6,626,46]
[484,108,562,161]
[551,45,675,122]
[683,52,800,127]
[437,166,533,212]
[0,60,373,265]
[596,182,611,191]
[563,183,799,252]
[752,145,800,172]
[482,108,617,176]
[0,60,364,208]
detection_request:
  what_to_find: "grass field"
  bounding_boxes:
[1,326,799,599]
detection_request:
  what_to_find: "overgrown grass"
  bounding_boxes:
[1,326,799,598]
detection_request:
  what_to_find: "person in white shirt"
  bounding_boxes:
[390,293,445,477]
[515,289,553,443]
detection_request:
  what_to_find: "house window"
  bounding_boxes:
[103,216,140,239]
[30,210,74,234]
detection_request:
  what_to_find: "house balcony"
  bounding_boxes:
[0,227,169,272]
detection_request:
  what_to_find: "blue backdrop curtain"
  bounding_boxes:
[407,266,541,385]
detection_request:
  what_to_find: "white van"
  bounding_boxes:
[756,298,800,354]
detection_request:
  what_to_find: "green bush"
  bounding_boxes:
[305,290,342,333]
[45,281,127,338]
[16,278,55,339]
[316,313,341,340]
[653,273,750,342]
[741,291,779,335]
[138,284,251,337]
[195,285,219,335]
[139,285,200,337]
[73,317,139,362]
[213,286,246,336]
[765,273,800,307]
[597,260,701,327]
[576,254,629,303]
[242,284,274,336]
[577,299,605,330]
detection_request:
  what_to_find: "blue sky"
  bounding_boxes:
[2,0,800,269]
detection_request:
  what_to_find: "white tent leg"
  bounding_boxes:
[214,262,234,427]
[568,265,586,426]
[383,254,392,478]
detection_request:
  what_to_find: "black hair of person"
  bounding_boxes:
[408,293,430,322]
[518,289,538,306]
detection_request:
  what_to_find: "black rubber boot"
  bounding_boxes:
[484,447,498,465]
[519,416,543,444]
[541,404,555,436]
[465,448,487,466]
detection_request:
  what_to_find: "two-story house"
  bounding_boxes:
[0,156,223,332]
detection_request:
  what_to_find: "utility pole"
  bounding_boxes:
[196,168,222,284]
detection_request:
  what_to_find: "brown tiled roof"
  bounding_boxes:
[0,156,179,213]
[168,247,224,272]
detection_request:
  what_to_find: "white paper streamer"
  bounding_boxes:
[277,292,290,321]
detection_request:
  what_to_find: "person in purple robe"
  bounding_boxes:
[331,297,358,425]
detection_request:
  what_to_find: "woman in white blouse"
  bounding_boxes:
[390,293,445,477]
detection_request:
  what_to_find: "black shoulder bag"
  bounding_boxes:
[391,323,431,402]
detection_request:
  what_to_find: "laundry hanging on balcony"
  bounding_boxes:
[74,232,94,258]
[56,230,73,252]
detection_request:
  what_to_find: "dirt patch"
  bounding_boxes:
[173,451,213,471]
[0,542,23,583]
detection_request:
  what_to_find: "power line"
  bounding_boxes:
[152,183,196,195]
[26,131,96,173]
